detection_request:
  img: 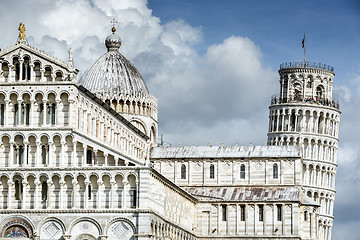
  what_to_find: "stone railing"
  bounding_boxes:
[280,62,334,72]
[270,95,340,109]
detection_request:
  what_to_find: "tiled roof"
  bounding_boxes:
[151,145,300,159]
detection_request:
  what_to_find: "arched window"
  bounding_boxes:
[277,204,282,221]
[88,185,92,199]
[41,145,48,164]
[240,164,246,179]
[210,164,215,179]
[273,163,279,179]
[181,164,186,179]
[290,112,296,131]
[14,103,19,125]
[19,103,30,125]
[0,104,4,126]
[304,211,308,221]
[240,205,245,221]
[15,63,20,80]
[316,86,323,99]
[46,103,56,125]
[222,205,227,221]
[130,189,137,208]
[41,181,48,200]
[14,180,23,200]
[40,102,44,124]
[307,80,312,88]
[86,149,93,164]
[259,205,264,221]
[14,145,24,165]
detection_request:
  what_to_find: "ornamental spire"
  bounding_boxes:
[105,19,121,51]
[111,18,117,33]
[17,22,27,44]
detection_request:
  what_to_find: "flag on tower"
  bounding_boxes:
[302,33,305,48]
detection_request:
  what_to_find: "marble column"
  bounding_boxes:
[0,60,3,82]
[40,68,45,82]
[110,180,116,209]
[55,100,60,125]
[30,100,35,126]
[72,141,77,167]
[97,180,103,208]
[9,65,14,82]
[104,153,108,166]
[29,63,34,81]
[83,144,87,166]
[72,179,77,208]
[294,114,299,131]
[4,99,9,126]
[23,142,28,166]
[24,63,29,81]
[68,99,75,127]
[48,141,53,166]
[60,140,66,167]
[59,179,65,209]
[84,180,90,209]
[51,73,56,82]
[34,179,40,209]
[42,100,47,126]
[217,204,221,235]
[35,141,41,166]
[9,142,14,167]
[93,149,98,165]
[122,180,129,208]
[22,180,28,209]
[7,180,13,209]
[17,100,21,126]
[19,59,24,81]
[47,179,52,209]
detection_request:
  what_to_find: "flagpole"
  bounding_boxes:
[303,32,306,64]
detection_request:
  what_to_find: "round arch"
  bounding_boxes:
[0,215,35,238]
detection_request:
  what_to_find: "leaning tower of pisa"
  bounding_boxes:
[267,61,340,239]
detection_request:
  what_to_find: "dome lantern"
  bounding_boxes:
[105,25,122,51]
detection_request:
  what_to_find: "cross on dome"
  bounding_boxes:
[111,18,117,33]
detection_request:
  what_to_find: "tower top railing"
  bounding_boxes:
[270,95,340,110]
[280,62,334,72]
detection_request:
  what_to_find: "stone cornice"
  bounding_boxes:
[269,102,341,114]
[0,166,149,172]
[278,67,335,77]
[302,185,337,195]
[301,158,338,168]
[0,208,152,214]
[267,131,340,142]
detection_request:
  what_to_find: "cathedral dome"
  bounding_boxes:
[79,28,149,98]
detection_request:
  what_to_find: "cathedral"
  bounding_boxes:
[0,23,339,240]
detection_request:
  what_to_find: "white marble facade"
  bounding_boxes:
[0,24,339,240]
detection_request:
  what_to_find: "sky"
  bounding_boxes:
[0,0,359,238]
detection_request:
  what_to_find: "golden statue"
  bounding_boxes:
[18,22,26,43]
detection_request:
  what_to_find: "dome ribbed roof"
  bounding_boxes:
[80,30,149,97]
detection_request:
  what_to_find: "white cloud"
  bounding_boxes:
[337,145,358,165]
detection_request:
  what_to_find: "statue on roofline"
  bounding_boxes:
[18,22,26,43]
